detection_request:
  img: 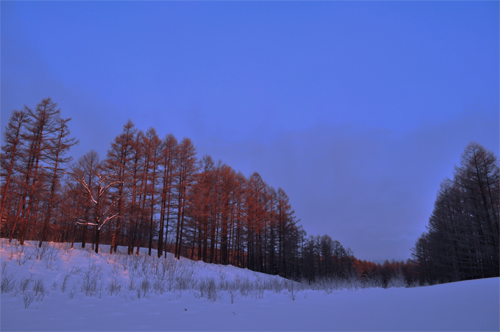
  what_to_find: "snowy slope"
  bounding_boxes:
[1,240,498,331]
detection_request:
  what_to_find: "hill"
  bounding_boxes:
[1,240,498,331]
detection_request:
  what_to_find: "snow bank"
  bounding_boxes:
[1,240,498,331]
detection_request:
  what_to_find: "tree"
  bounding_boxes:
[0,110,29,225]
[246,172,267,271]
[455,142,499,275]
[71,150,100,248]
[71,156,122,254]
[319,234,335,276]
[412,142,499,284]
[174,138,198,259]
[127,130,143,255]
[218,163,236,265]
[135,130,149,255]
[411,232,432,283]
[194,155,215,262]
[276,187,298,277]
[157,134,178,258]
[144,128,162,256]
[38,117,78,247]
[231,172,247,267]
[10,98,65,245]
[106,120,136,253]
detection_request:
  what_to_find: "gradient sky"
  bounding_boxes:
[2,1,498,262]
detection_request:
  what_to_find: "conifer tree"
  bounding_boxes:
[106,120,136,253]
[0,110,29,232]
[38,117,78,247]
[174,138,198,259]
[158,134,178,257]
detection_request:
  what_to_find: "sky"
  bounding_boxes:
[2,1,498,262]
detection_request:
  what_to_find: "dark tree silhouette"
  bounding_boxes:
[412,142,499,284]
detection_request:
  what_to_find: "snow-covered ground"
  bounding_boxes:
[1,240,498,331]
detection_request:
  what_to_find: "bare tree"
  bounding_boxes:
[174,138,198,259]
[144,128,161,256]
[10,98,63,245]
[127,131,143,255]
[158,134,178,258]
[71,156,122,253]
[38,118,78,247]
[71,150,100,248]
[0,110,30,226]
[106,120,136,253]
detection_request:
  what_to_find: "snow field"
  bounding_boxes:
[1,239,499,331]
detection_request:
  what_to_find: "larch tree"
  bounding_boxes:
[174,138,198,259]
[106,120,136,254]
[0,110,30,227]
[71,150,101,249]
[455,142,499,274]
[232,172,247,267]
[197,155,215,262]
[38,117,78,247]
[127,131,144,255]
[219,164,236,265]
[412,142,499,284]
[13,98,64,245]
[144,127,162,256]
[245,172,267,271]
[158,134,178,258]
[71,157,122,254]
[135,130,150,255]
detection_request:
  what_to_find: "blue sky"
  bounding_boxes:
[2,1,498,262]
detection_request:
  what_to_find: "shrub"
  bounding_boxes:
[23,292,35,309]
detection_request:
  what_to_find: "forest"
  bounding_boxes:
[411,142,499,283]
[1,98,498,287]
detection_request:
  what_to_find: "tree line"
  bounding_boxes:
[3,98,469,286]
[411,142,499,283]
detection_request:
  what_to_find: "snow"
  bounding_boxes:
[1,240,498,331]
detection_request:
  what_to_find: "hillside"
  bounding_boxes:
[1,240,498,331]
